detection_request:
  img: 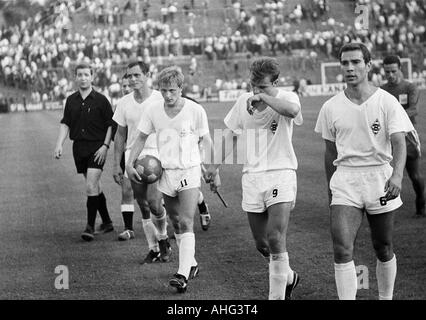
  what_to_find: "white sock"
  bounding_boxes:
[142,218,159,252]
[121,204,134,212]
[288,269,295,285]
[269,252,289,300]
[176,232,195,279]
[377,255,397,300]
[151,208,168,240]
[175,233,197,267]
[198,190,204,204]
[334,261,357,300]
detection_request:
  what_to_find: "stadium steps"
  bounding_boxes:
[0,84,32,103]
[67,0,357,39]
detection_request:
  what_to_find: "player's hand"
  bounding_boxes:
[203,165,218,183]
[203,165,221,192]
[210,172,221,193]
[125,164,142,184]
[384,172,402,200]
[94,145,108,165]
[113,165,124,185]
[54,146,62,159]
[246,94,265,115]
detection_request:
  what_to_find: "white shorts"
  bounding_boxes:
[158,166,201,197]
[330,163,402,214]
[242,169,297,213]
[124,148,159,178]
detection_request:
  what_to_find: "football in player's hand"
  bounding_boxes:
[134,155,163,184]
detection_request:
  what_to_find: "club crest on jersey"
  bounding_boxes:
[180,128,190,137]
[371,119,381,135]
[270,120,277,134]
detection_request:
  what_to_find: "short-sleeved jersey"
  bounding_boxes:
[61,89,113,142]
[112,90,163,152]
[381,79,419,125]
[224,90,303,173]
[314,88,414,167]
[137,98,209,169]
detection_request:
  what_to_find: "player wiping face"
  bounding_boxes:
[247,76,278,115]
[245,76,300,119]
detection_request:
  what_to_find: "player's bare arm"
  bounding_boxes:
[54,123,70,159]
[406,83,419,119]
[324,139,338,205]
[248,93,300,118]
[385,132,407,199]
[94,125,112,165]
[113,125,127,185]
[125,130,148,183]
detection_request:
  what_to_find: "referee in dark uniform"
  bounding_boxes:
[54,63,115,241]
[382,55,425,217]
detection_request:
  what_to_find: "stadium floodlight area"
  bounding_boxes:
[321,58,412,85]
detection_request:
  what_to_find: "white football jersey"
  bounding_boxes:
[315,88,414,167]
[137,98,210,169]
[112,90,163,152]
[224,89,303,173]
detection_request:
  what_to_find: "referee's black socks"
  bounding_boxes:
[98,192,112,224]
[86,196,99,229]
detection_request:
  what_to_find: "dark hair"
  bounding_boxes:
[249,57,280,83]
[383,55,401,68]
[122,73,130,80]
[127,61,150,74]
[75,63,93,75]
[338,43,372,64]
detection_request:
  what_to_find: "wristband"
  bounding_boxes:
[103,143,109,149]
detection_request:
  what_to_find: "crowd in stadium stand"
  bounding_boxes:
[0,0,426,104]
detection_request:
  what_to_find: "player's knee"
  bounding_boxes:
[267,230,286,251]
[179,217,194,233]
[333,243,354,263]
[147,199,163,216]
[169,216,180,232]
[122,183,133,199]
[122,191,133,204]
[86,182,99,195]
[137,199,150,215]
[372,241,393,261]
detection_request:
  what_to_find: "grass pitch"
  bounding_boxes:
[0,92,425,300]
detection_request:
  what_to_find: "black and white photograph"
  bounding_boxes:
[0,0,425,309]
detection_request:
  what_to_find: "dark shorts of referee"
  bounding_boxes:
[72,140,105,174]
